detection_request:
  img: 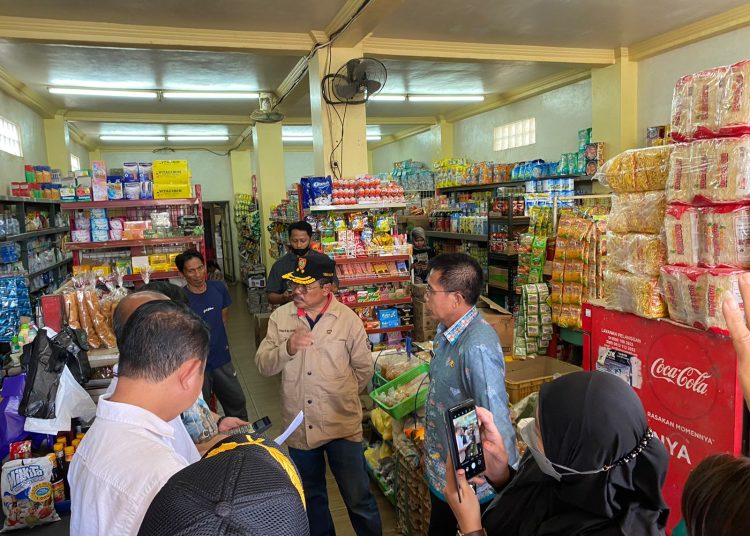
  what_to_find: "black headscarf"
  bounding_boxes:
[482,371,669,536]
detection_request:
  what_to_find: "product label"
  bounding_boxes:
[699,156,708,189]
[734,214,750,261]
[674,224,684,255]
[673,160,682,190]
[52,480,65,503]
[719,152,729,188]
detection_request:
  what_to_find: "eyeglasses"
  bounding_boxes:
[425,285,456,296]
[287,283,321,295]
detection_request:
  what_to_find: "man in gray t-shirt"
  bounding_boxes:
[267,221,337,306]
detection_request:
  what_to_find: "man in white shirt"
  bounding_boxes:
[69,299,211,536]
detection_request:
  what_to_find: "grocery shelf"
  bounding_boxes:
[333,255,410,265]
[309,203,407,212]
[0,226,70,245]
[123,271,181,282]
[60,198,200,209]
[0,196,61,205]
[488,284,512,293]
[489,253,518,262]
[425,230,488,242]
[67,236,201,251]
[338,275,411,287]
[26,258,73,279]
[269,217,295,224]
[344,297,412,308]
[437,175,595,193]
[366,325,414,335]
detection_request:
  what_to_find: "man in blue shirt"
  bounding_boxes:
[422,253,519,536]
[177,250,249,421]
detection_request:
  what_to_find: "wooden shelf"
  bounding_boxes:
[338,275,411,287]
[0,226,70,245]
[67,236,201,250]
[123,271,181,282]
[366,325,414,335]
[0,196,61,205]
[27,258,73,279]
[60,198,200,209]
[345,297,412,308]
[309,203,407,212]
[333,255,410,265]
[425,230,488,242]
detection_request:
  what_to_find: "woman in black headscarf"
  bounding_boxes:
[444,371,670,536]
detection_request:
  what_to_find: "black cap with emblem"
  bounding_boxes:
[282,253,335,286]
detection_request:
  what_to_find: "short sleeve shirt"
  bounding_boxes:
[184,280,232,370]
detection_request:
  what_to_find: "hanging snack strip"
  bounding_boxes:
[514,283,552,359]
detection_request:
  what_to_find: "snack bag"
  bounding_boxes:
[691,67,727,139]
[2,456,60,531]
[698,204,750,268]
[606,232,667,277]
[604,270,667,319]
[608,191,666,234]
[720,60,750,137]
[666,143,693,203]
[664,204,700,266]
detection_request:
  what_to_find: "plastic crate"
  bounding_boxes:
[370,363,430,420]
[504,357,582,403]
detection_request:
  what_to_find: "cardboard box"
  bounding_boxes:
[413,326,437,343]
[488,267,509,290]
[477,295,514,354]
[410,283,427,299]
[154,182,192,199]
[505,357,582,403]
[153,160,190,183]
[413,299,429,318]
[254,312,271,348]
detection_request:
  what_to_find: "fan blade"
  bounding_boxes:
[364,80,382,95]
[336,81,362,100]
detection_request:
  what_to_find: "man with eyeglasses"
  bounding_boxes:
[422,253,518,536]
[255,254,382,536]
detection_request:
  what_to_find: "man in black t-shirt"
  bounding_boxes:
[266,221,337,306]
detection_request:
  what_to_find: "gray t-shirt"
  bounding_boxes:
[266,250,338,294]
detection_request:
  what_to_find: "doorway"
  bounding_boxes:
[202,201,236,283]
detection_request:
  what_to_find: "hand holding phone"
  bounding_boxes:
[445,399,486,481]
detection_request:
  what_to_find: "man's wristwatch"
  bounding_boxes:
[457,529,486,536]
[216,416,227,429]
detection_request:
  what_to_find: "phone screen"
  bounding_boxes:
[446,400,485,479]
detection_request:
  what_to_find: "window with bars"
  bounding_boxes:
[70,153,81,172]
[0,116,23,157]
[493,118,536,151]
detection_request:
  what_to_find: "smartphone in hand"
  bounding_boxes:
[445,399,486,480]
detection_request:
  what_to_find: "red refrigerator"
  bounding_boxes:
[582,303,745,532]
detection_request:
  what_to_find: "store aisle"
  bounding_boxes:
[226,284,399,536]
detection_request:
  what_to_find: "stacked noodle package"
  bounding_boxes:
[661,61,750,334]
[596,146,672,318]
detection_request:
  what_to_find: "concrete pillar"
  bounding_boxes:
[44,115,70,173]
[252,124,286,273]
[88,148,103,165]
[309,46,369,178]
[591,49,638,156]
[431,118,454,162]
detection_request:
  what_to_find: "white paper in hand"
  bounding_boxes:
[274,411,304,445]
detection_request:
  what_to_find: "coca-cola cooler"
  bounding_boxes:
[582,303,746,533]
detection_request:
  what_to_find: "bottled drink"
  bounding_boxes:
[64,446,75,499]
[53,443,66,502]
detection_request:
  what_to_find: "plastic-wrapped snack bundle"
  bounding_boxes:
[666,143,693,203]
[702,267,746,333]
[659,265,692,324]
[664,204,700,266]
[698,204,750,268]
[691,66,728,140]
[603,270,667,319]
[608,191,666,234]
[598,146,673,193]
[606,232,667,277]
[720,60,750,137]
[671,74,693,142]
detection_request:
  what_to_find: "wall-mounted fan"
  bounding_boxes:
[322,58,387,105]
[250,92,285,123]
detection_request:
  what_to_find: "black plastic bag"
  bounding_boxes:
[54,326,91,386]
[18,329,66,419]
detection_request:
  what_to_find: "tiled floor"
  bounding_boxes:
[226,283,400,536]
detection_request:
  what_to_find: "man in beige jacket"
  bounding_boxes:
[256,254,382,536]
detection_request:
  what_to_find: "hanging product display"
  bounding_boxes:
[514,283,552,359]
[0,276,32,342]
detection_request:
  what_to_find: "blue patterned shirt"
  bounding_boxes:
[424,306,519,503]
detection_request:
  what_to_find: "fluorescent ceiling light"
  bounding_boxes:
[283,136,313,142]
[162,91,259,99]
[366,135,382,141]
[408,95,485,102]
[100,135,165,142]
[49,87,158,98]
[370,95,406,102]
[167,136,230,142]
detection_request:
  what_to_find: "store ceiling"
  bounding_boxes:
[0,0,747,149]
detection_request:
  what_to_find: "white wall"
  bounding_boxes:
[638,26,750,146]
[0,93,46,190]
[454,79,592,163]
[70,139,90,171]
[371,129,438,174]
[99,149,233,202]
[284,150,314,187]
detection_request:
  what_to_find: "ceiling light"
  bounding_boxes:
[167,136,230,142]
[282,136,314,142]
[408,95,485,102]
[369,95,406,102]
[49,87,158,98]
[162,91,259,99]
[366,135,382,141]
[100,135,165,142]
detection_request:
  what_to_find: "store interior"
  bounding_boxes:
[2,1,750,535]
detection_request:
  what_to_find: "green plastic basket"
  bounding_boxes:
[369,362,430,420]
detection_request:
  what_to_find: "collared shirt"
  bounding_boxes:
[424,306,519,504]
[255,296,373,450]
[69,394,191,536]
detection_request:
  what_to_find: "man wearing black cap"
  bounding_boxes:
[256,254,382,536]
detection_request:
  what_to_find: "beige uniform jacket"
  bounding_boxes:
[255,297,373,450]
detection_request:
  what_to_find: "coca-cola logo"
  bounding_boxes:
[648,333,719,419]
[651,358,711,395]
